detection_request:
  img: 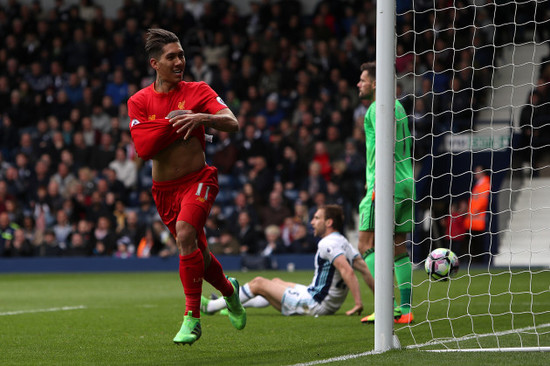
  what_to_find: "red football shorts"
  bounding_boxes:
[151,165,219,250]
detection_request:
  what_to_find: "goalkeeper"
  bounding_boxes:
[356,62,415,324]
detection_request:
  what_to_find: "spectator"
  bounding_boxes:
[247,155,274,205]
[464,166,491,265]
[135,190,158,227]
[209,230,240,256]
[93,215,117,256]
[312,141,332,182]
[301,160,328,199]
[259,224,285,257]
[64,231,91,256]
[212,130,239,175]
[114,235,134,259]
[108,147,137,190]
[234,211,263,255]
[36,229,63,257]
[289,222,317,253]
[259,93,285,129]
[89,132,116,171]
[0,212,18,256]
[51,161,77,197]
[104,68,129,106]
[5,228,34,257]
[52,209,73,250]
[278,145,305,192]
[189,53,213,84]
[136,226,160,258]
[259,190,292,229]
[91,104,111,134]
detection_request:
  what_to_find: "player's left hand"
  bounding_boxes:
[345,304,363,316]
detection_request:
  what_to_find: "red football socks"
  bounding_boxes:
[179,249,204,318]
[204,253,234,297]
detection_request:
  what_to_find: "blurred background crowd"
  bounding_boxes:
[1,0,548,263]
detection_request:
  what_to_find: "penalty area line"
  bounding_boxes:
[0,305,87,316]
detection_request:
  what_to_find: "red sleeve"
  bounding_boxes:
[194,82,228,115]
[128,95,181,161]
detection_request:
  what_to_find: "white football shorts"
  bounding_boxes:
[281,284,334,316]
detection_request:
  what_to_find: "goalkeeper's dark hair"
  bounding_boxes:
[360,62,376,78]
[145,28,180,59]
[322,204,345,234]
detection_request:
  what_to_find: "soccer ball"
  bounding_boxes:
[425,248,459,280]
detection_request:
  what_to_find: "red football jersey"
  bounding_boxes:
[127,81,227,160]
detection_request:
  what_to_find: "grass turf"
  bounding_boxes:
[1,270,549,365]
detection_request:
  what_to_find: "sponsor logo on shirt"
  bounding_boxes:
[216,96,227,107]
[148,114,156,120]
[131,119,140,127]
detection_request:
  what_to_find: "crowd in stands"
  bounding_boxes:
[1,0,540,262]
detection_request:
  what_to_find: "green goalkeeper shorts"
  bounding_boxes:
[358,195,414,233]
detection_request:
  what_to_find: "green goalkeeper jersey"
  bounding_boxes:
[364,100,414,200]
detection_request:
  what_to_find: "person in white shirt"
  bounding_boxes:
[202,204,372,316]
[108,147,137,190]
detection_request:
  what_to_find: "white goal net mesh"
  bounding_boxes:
[396,0,550,351]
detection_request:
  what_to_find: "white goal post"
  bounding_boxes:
[374,0,550,352]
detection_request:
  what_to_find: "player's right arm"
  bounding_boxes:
[332,255,364,316]
[352,256,374,292]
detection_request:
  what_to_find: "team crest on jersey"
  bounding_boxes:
[178,101,186,109]
[148,114,156,120]
[216,96,227,107]
[131,119,140,127]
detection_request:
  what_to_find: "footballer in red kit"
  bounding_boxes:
[127,28,246,346]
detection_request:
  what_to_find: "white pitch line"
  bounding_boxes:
[287,322,550,366]
[288,350,382,366]
[0,305,87,316]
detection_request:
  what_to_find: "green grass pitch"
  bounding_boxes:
[1,269,549,365]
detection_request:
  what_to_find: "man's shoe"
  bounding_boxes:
[361,308,402,323]
[200,295,216,316]
[173,311,201,345]
[360,312,375,323]
[224,277,246,330]
[395,312,414,324]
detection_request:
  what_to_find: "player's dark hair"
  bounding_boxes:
[322,204,344,233]
[360,62,376,79]
[145,28,180,59]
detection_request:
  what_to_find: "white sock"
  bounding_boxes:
[240,283,254,302]
[206,283,271,312]
[206,297,227,313]
[206,283,255,313]
[240,283,269,308]
[242,295,269,308]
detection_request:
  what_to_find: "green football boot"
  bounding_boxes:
[224,277,246,330]
[173,311,201,345]
[360,307,402,323]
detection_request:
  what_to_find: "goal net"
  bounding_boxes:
[393,0,550,351]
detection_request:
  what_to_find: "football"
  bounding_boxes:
[425,248,459,280]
